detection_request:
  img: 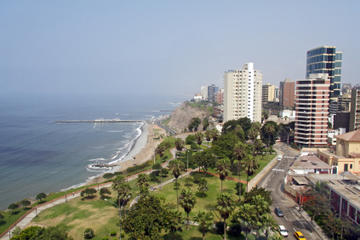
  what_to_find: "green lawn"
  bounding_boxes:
[155,172,237,220]
[0,209,28,234]
[18,151,275,240]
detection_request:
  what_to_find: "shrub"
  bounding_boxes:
[103,173,114,179]
[36,193,47,202]
[84,228,95,239]
[110,231,116,236]
[8,203,19,210]
[21,199,31,209]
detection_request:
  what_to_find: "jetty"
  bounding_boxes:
[55,119,143,123]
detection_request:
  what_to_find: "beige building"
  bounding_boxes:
[224,62,262,122]
[262,83,276,103]
[318,129,360,175]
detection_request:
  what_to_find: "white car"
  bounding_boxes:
[279,225,288,237]
[277,155,283,161]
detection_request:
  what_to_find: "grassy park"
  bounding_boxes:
[4,118,281,239]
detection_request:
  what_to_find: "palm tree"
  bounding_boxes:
[194,211,214,240]
[112,175,132,240]
[195,132,203,145]
[216,158,230,192]
[216,193,235,240]
[248,122,261,142]
[244,154,257,191]
[210,129,219,141]
[233,141,246,173]
[204,130,211,141]
[179,188,196,229]
[175,138,185,151]
[136,173,150,195]
[169,159,185,208]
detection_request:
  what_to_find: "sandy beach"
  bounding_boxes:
[88,123,166,184]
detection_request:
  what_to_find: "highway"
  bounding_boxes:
[259,143,326,240]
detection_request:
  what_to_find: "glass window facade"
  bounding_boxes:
[306,46,342,102]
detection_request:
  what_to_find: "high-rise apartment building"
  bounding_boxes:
[295,73,330,147]
[262,83,276,103]
[350,87,360,131]
[279,78,295,109]
[200,86,208,101]
[208,84,219,103]
[306,46,342,113]
[224,62,262,122]
[274,87,280,102]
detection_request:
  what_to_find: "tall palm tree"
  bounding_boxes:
[216,157,230,192]
[112,175,132,240]
[233,142,246,173]
[169,159,185,208]
[179,188,197,229]
[248,122,261,142]
[194,211,214,240]
[136,173,150,195]
[244,154,257,191]
[216,193,235,240]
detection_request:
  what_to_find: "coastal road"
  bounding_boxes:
[259,143,327,240]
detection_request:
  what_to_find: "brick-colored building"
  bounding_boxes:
[295,74,330,147]
[279,78,295,109]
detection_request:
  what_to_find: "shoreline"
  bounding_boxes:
[86,122,165,185]
[0,119,166,210]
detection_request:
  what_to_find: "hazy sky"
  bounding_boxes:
[1,0,359,100]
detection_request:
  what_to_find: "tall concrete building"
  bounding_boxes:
[208,84,219,103]
[295,73,330,147]
[306,46,343,113]
[279,78,295,109]
[262,83,276,103]
[200,85,208,100]
[350,87,360,131]
[224,62,262,122]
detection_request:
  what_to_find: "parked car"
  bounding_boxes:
[275,207,284,217]
[294,231,306,240]
[277,155,283,161]
[278,225,288,237]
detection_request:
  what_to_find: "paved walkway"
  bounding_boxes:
[0,150,178,240]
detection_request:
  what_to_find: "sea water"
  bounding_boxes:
[0,95,180,209]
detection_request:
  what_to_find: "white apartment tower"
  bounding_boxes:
[224,62,262,122]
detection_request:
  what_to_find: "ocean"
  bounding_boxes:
[0,95,181,209]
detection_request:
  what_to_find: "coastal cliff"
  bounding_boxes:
[167,101,212,133]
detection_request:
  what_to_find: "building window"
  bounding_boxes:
[350,164,353,169]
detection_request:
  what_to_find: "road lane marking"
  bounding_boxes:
[272,168,285,172]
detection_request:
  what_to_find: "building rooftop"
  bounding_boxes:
[307,174,360,210]
[291,155,332,170]
[336,129,360,142]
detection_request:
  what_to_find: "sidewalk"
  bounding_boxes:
[0,156,177,240]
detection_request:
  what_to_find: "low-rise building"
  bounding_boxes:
[290,154,332,175]
[307,173,360,225]
[328,128,346,146]
[318,129,360,175]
